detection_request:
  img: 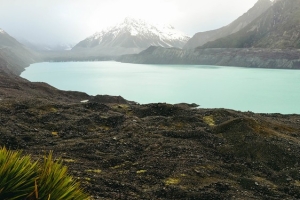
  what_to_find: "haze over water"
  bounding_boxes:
[21,61,300,114]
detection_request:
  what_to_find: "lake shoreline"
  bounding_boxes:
[21,61,300,114]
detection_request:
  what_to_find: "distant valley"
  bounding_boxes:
[1,0,300,71]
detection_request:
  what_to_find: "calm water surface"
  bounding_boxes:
[21,61,300,114]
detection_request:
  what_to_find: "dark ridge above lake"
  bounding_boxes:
[118,46,300,69]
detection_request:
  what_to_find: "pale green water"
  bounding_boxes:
[21,61,300,114]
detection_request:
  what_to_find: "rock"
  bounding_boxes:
[286,177,292,182]
[90,95,128,104]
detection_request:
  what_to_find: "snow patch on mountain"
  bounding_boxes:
[99,18,188,44]
[0,29,5,34]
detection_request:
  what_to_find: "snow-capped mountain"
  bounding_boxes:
[72,18,190,56]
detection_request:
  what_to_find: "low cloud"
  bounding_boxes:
[0,0,258,45]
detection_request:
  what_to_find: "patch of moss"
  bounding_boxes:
[86,169,102,173]
[136,170,147,174]
[164,178,180,185]
[110,163,126,169]
[39,105,58,113]
[203,116,215,127]
[180,174,187,177]
[111,104,132,115]
[63,159,76,163]
[294,180,300,187]
[99,125,111,131]
[51,132,58,136]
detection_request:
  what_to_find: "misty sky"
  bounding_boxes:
[0,0,259,45]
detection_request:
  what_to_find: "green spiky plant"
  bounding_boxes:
[0,147,37,200]
[34,152,89,200]
[0,147,90,200]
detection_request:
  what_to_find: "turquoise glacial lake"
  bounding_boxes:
[21,61,300,114]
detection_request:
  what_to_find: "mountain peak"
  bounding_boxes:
[72,17,190,55]
[119,17,177,35]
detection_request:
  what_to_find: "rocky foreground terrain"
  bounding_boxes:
[1,57,300,199]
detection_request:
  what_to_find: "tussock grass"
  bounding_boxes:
[0,147,37,200]
[0,147,89,200]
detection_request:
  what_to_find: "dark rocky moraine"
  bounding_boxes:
[1,61,300,199]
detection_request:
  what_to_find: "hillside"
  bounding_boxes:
[0,28,39,74]
[201,0,300,49]
[183,0,272,49]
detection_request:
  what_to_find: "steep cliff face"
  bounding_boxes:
[184,0,272,49]
[118,46,300,69]
[202,0,300,49]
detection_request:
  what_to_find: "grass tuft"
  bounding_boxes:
[0,147,90,200]
[0,147,37,200]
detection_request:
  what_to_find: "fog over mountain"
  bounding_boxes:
[201,0,300,49]
[0,28,39,74]
[17,38,74,51]
[0,0,259,46]
[184,0,272,49]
